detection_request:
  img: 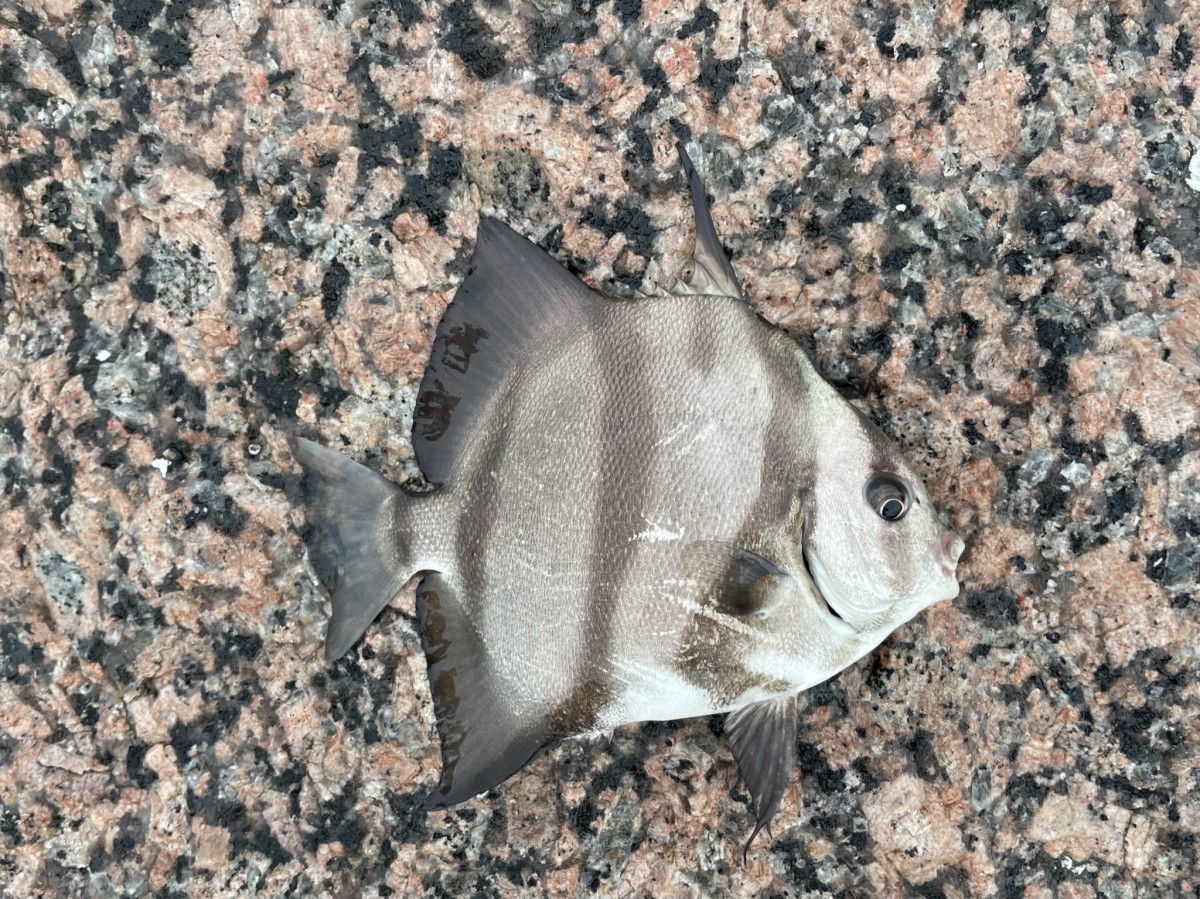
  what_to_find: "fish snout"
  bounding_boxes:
[934,530,965,578]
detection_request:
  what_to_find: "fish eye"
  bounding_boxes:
[865,473,911,522]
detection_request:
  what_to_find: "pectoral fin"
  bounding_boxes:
[724,693,798,855]
[682,541,790,619]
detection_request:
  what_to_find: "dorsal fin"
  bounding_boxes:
[676,144,742,299]
[413,218,606,485]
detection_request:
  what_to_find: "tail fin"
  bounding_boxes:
[291,437,414,660]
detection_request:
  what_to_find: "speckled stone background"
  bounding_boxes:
[1,0,1198,896]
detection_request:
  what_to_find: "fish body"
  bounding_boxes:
[293,146,964,843]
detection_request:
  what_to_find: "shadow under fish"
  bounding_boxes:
[291,144,966,852]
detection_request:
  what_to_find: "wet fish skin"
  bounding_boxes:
[292,144,965,846]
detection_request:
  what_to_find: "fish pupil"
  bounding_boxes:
[880,498,905,520]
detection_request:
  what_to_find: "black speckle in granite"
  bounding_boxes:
[126,740,159,789]
[305,781,368,854]
[148,26,192,69]
[0,810,19,849]
[113,0,162,35]
[807,676,849,720]
[880,244,924,274]
[631,65,667,117]
[277,194,299,223]
[429,144,464,184]
[1107,703,1161,765]
[1072,182,1113,206]
[962,418,984,446]
[132,255,157,303]
[1024,196,1072,252]
[908,729,948,782]
[795,740,845,794]
[183,483,248,537]
[0,154,48,193]
[211,629,264,673]
[613,0,640,24]
[2,458,29,506]
[188,778,293,870]
[1095,772,1173,816]
[44,854,92,897]
[307,363,350,411]
[852,327,893,362]
[0,416,22,449]
[320,258,350,321]
[768,181,801,220]
[1171,30,1194,71]
[1146,543,1199,591]
[677,4,717,38]
[1034,315,1091,390]
[774,840,827,891]
[174,655,208,695]
[356,114,422,177]
[581,197,656,261]
[382,0,422,27]
[960,586,1019,628]
[39,452,75,526]
[623,126,654,170]
[208,142,243,189]
[70,688,100,728]
[1001,248,1033,276]
[1167,478,1200,539]
[89,812,147,870]
[251,356,303,420]
[220,196,244,228]
[441,0,507,80]
[1103,475,1138,520]
[1149,432,1195,466]
[169,707,225,767]
[0,625,46,687]
[1004,773,1048,826]
[532,12,597,59]
[94,209,124,278]
[698,56,741,104]
[850,757,880,792]
[123,81,153,123]
[839,195,877,226]
[874,15,898,57]
[402,173,448,232]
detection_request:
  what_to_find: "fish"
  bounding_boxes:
[291,144,965,848]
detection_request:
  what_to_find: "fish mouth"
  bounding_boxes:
[934,530,966,580]
[802,550,860,636]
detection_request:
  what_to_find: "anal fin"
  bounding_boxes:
[417,574,551,807]
[725,692,798,855]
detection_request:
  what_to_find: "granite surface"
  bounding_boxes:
[1,0,1198,896]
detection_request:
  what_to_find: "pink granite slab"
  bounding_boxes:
[0,0,1197,896]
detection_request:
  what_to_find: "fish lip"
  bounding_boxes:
[934,530,965,579]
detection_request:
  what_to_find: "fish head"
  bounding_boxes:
[800,397,964,636]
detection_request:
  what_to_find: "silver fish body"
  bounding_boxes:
[293,146,965,845]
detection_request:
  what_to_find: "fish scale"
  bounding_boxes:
[292,143,965,851]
